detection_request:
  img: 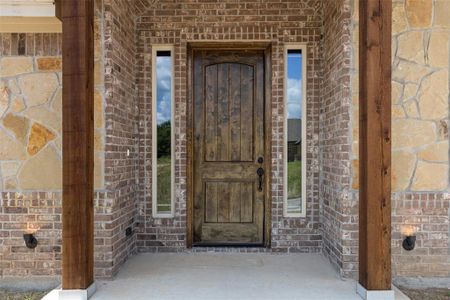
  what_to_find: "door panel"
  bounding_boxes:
[193,50,265,245]
[204,63,254,162]
[204,181,254,223]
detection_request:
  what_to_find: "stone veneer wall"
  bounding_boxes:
[135,0,324,253]
[349,0,450,279]
[388,0,449,278]
[0,0,166,282]
[321,0,450,280]
[0,27,114,279]
[0,0,137,280]
[0,34,64,280]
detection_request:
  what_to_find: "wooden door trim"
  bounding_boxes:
[186,43,272,248]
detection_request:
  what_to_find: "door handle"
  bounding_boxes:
[257,167,264,192]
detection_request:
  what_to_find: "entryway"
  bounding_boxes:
[189,48,270,247]
[90,253,362,300]
[42,253,410,300]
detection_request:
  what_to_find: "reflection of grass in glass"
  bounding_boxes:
[157,155,171,212]
[287,160,301,199]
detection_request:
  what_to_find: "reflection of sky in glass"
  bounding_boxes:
[287,52,302,119]
[156,55,172,125]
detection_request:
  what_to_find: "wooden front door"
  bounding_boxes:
[193,50,266,246]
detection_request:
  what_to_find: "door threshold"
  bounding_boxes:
[193,242,265,248]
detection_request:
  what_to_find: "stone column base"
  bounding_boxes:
[42,282,96,300]
[356,282,395,300]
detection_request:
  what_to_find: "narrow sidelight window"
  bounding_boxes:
[152,46,174,217]
[284,45,307,217]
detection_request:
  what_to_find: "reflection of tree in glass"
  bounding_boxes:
[157,121,171,158]
[157,156,171,212]
[288,160,301,199]
[157,120,171,212]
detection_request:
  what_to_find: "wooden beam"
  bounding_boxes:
[0,17,61,33]
[55,0,61,21]
[61,0,95,289]
[359,0,392,290]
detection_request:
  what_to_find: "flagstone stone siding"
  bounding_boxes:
[390,0,450,278]
[350,0,450,278]
[0,34,64,280]
[0,0,141,281]
[0,27,109,280]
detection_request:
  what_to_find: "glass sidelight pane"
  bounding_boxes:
[285,47,306,217]
[153,47,174,217]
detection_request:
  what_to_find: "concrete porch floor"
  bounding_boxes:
[88,253,409,300]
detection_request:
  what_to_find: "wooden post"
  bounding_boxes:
[61,0,95,290]
[359,0,392,291]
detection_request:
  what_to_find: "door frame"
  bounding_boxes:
[186,42,272,248]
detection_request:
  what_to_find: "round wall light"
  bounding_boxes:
[402,235,416,251]
[23,233,38,249]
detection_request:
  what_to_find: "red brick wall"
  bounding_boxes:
[135,0,324,253]
[0,192,61,278]
[101,0,141,276]
[320,0,357,278]
[0,190,114,280]
[392,193,450,277]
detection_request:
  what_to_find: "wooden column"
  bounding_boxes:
[61,0,95,289]
[359,0,392,290]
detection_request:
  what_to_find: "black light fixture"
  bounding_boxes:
[402,235,416,251]
[23,233,38,249]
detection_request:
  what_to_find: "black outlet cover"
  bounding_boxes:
[125,227,132,237]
